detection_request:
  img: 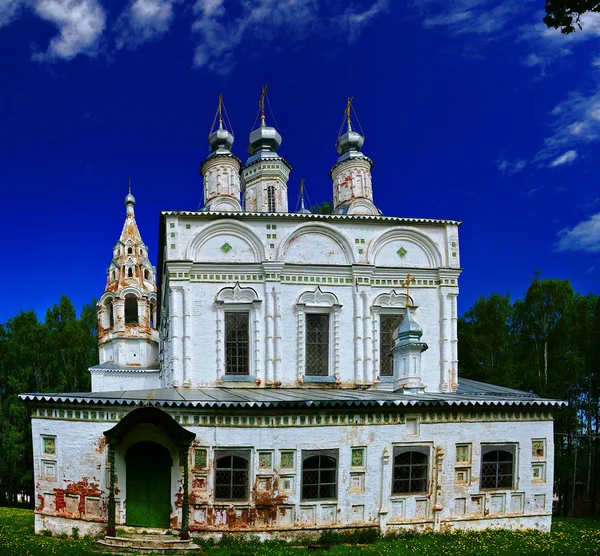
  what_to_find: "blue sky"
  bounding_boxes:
[1,0,599,324]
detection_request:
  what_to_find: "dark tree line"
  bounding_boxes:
[459,277,600,516]
[0,296,98,506]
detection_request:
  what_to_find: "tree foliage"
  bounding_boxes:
[0,296,98,506]
[544,0,600,34]
[459,277,600,516]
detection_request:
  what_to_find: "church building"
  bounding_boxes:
[21,95,564,541]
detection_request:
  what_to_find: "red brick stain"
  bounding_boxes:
[53,478,102,516]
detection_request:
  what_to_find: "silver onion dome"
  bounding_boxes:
[208,121,234,153]
[124,192,136,206]
[247,120,282,156]
[335,122,365,157]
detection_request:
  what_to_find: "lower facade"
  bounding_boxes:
[30,403,555,537]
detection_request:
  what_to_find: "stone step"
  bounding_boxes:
[97,536,201,553]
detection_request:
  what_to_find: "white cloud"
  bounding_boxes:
[556,212,600,252]
[0,0,23,27]
[192,0,389,75]
[497,157,527,175]
[535,86,600,162]
[116,0,176,50]
[32,0,106,61]
[549,149,577,167]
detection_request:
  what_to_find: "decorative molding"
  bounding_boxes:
[372,290,413,309]
[215,283,261,305]
[296,286,341,308]
[368,228,443,268]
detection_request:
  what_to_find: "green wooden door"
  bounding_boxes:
[126,441,171,528]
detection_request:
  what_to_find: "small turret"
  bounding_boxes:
[200,95,243,212]
[330,98,379,215]
[391,306,428,393]
[242,86,291,213]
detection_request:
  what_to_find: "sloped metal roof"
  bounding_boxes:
[19,379,565,409]
[160,210,462,227]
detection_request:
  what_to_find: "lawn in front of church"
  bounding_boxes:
[0,507,598,555]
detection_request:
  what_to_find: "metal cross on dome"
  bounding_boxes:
[404,273,415,307]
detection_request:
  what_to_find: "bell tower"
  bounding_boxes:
[331,98,379,215]
[91,189,160,392]
[200,95,243,212]
[242,86,291,213]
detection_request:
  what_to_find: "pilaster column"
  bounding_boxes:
[182,286,191,387]
[449,292,459,391]
[106,441,117,537]
[274,288,282,383]
[438,288,450,392]
[180,447,190,540]
[379,447,391,535]
[264,285,274,383]
[352,287,363,382]
[361,291,373,384]
[170,287,184,387]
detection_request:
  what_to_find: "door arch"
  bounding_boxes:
[126,441,171,528]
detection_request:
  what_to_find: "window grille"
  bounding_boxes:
[225,312,250,375]
[301,451,338,500]
[380,314,403,376]
[305,314,329,376]
[267,185,276,212]
[481,449,514,489]
[214,452,249,500]
[392,449,428,494]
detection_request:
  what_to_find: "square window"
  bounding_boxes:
[301,450,338,501]
[169,223,175,228]
[532,462,546,482]
[392,446,429,495]
[480,444,516,490]
[455,467,471,485]
[214,450,250,501]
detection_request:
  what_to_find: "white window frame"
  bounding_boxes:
[215,284,262,382]
[295,287,342,383]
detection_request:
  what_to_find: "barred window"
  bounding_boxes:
[267,185,276,212]
[225,312,249,375]
[392,448,428,494]
[215,452,249,500]
[305,313,329,376]
[380,314,403,376]
[302,450,338,500]
[481,446,515,489]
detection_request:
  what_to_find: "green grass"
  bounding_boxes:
[0,508,598,555]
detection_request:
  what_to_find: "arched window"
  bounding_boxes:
[267,185,276,212]
[124,295,138,324]
[104,299,114,328]
[392,448,428,494]
[144,269,150,280]
[214,452,249,500]
[301,451,338,500]
[128,247,133,254]
[481,447,515,489]
[128,267,133,278]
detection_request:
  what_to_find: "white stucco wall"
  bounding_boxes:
[160,214,461,391]
[30,405,554,536]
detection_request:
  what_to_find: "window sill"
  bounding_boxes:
[378,375,393,383]
[299,499,339,504]
[303,375,336,383]
[221,375,256,382]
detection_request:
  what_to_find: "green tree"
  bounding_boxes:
[310,201,333,214]
[544,0,600,34]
